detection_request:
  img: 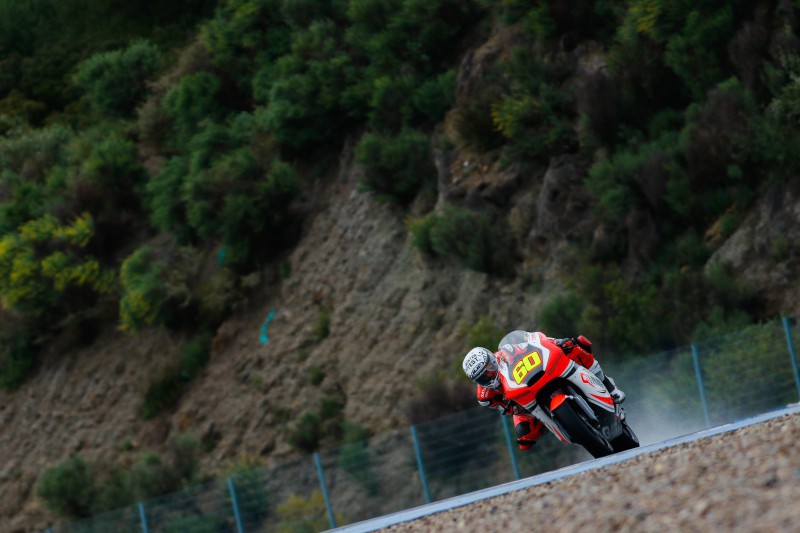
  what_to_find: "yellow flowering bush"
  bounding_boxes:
[0,213,114,315]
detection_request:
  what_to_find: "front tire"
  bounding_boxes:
[611,420,639,453]
[552,400,614,458]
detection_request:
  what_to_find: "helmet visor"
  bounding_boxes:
[474,368,499,388]
[475,368,497,387]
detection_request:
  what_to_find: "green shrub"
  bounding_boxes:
[36,456,96,519]
[146,156,191,240]
[406,377,474,424]
[308,366,326,385]
[313,307,331,340]
[356,129,435,204]
[0,330,38,390]
[73,41,161,116]
[182,333,213,376]
[260,19,357,149]
[705,261,754,312]
[746,52,800,183]
[287,412,322,452]
[410,205,507,273]
[275,491,344,533]
[698,321,797,422]
[140,335,212,418]
[37,435,202,519]
[131,446,197,498]
[148,113,300,268]
[338,421,379,494]
[347,0,483,75]
[0,125,71,182]
[362,69,454,130]
[0,126,71,233]
[163,514,225,533]
[282,0,348,28]
[572,265,667,356]
[491,48,577,161]
[227,466,270,528]
[81,134,143,188]
[141,368,185,420]
[452,89,506,152]
[411,69,456,126]
[118,246,167,333]
[163,72,222,143]
[201,0,292,91]
[538,292,584,337]
[461,315,504,350]
[663,7,734,101]
[367,74,417,130]
[287,396,345,452]
[406,214,436,254]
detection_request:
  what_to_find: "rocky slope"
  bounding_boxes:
[384,410,800,532]
[0,136,577,531]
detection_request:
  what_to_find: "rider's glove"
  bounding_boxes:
[554,338,576,353]
[574,335,592,353]
[477,387,507,412]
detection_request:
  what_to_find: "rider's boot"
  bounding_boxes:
[589,361,626,404]
[603,375,626,404]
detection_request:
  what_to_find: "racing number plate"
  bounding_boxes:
[512,349,543,385]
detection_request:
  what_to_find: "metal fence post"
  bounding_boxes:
[138,502,149,533]
[313,452,337,529]
[501,417,521,480]
[691,344,711,427]
[782,317,800,399]
[227,477,245,533]
[410,425,431,503]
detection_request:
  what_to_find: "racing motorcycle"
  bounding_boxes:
[496,330,639,458]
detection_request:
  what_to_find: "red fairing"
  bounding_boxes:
[497,334,579,408]
[570,344,595,368]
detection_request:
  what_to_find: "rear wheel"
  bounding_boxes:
[611,420,639,453]
[552,400,614,458]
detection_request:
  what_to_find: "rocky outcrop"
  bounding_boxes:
[709,181,800,315]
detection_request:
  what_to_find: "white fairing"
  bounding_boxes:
[530,404,571,443]
[566,368,617,413]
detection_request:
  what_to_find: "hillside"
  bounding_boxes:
[2,1,800,530]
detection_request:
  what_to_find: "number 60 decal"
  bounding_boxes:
[513,352,542,384]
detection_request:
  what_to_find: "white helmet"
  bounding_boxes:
[462,347,500,389]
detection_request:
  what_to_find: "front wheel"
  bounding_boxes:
[552,400,614,458]
[611,420,639,453]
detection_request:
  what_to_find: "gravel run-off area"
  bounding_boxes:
[383,410,800,533]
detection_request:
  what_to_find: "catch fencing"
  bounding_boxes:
[51,317,800,532]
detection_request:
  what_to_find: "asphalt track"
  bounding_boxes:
[327,402,800,532]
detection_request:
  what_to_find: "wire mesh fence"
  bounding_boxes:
[50,317,800,532]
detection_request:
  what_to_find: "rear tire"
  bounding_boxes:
[552,400,614,458]
[611,420,639,453]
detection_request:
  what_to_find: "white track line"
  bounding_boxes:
[328,403,800,532]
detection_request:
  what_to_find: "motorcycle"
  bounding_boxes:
[495,330,639,458]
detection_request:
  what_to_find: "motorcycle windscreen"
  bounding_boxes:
[497,330,529,350]
[499,342,545,387]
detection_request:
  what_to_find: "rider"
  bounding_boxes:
[462,333,625,450]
